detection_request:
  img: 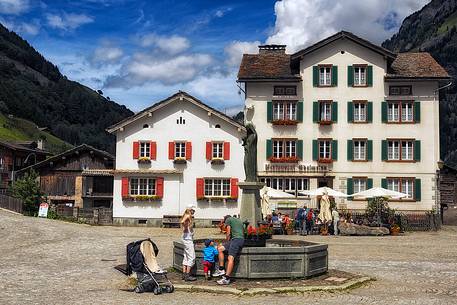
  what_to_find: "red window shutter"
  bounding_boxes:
[168,142,174,160]
[121,177,129,198]
[196,178,204,199]
[230,178,239,199]
[186,142,192,160]
[206,142,212,160]
[150,141,157,160]
[156,177,164,198]
[223,142,230,160]
[132,142,140,159]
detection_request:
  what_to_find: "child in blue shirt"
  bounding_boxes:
[202,239,219,280]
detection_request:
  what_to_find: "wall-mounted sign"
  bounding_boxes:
[265,164,329,173]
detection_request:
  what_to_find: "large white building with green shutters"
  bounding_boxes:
[238,31,450,212]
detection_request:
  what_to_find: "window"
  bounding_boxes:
[273,102,297,121]
[387,178,414,199]
[204,178,231,197]
[389,86,412,96]
[319,140,331,160]
[260,177,309,196]
[353,102,366,122]
[175,142,186,158]
[353,178,367,193]
[130,178,156,196]
[388,101,414,123]
[212,142,223,159]
[388,140,414,161]
[319,66,332,86]
[320,101,332,122]
[176,116,186,125]
[273,139,297,158]
[273,86,297,96]
[283,178,296,194]
[140,142,151,158]
[353,65,367,86]
[353,140,367,161]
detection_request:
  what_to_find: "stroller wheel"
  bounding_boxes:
[134,286,144,294]
[153,286,162,295]
[165,285,174,293]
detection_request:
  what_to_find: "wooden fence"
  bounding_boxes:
[53,206,113,225]
[0,194,23,214]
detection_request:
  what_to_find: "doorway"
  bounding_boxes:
[317,177,333,188]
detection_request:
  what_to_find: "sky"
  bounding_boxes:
[0,0,430,115]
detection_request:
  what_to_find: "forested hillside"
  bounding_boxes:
[382,0,457,166]
[0,24,133,153]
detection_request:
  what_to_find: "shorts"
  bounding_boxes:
[182,239,195,267]
[223,238,244,257]
[202,260,214,273]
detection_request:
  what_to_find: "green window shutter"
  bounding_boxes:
[332,65,338,86]
[347,65,354,86]
[347,140,353,161]
[312,140,318,161]
[367,65,373,87]
[414,140,421,161]
[414,100,421,123]
[347,101,353,123]
[332,101,338,123]
[381,101,387,123]
[381,140,387,161]
[297,100,303,122]
[381,178,387,189]
[367,140,373,161]
[267,101,273,122]
[415,179,421,201]
[331,140,338,161]
[367,178,373,189]
[297,140,303,160]
[313,101,319,123]
[266,139,272,159]
[367,101,373,123]
[313,66,319,87]
[347,178,353,200]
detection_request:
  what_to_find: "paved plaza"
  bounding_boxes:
[0,209,456,305]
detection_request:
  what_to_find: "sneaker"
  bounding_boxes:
[213,269,225,277]
[217,277,231,285]
[184,274,197,282]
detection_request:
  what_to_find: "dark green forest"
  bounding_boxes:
[382,0,457,166]
[0,24,133,153]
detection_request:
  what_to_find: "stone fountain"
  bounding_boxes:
[173,123,328,279]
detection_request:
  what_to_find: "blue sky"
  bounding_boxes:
[0,0,429,114]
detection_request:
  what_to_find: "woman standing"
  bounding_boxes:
[180,204,197,281]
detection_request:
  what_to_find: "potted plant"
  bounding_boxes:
[286,220,295,235]
[390,224,401,236]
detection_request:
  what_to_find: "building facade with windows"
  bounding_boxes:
[107,91,245,226]
[238,31,450,212]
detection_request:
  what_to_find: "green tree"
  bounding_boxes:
[12,169,43,216]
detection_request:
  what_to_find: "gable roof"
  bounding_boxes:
[0,140,50,155]
[17,144,114,173]
[386,52,450,79]
[106,91,246,133]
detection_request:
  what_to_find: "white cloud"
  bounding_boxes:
[0,0,29,15]
[46,12,94,31]
[139,33,190,55]
[0,18,39,35]
[224,40,261,67]
[266,0,430,52]
[92,44,123,65]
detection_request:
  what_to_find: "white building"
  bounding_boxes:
[107,91,246,226]
[238,31,450,213]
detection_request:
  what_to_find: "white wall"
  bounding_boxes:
[113,98,245,220]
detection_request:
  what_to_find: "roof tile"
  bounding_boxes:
[388,52,449,79]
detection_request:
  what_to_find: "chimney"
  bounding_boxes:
[258,45,287,54]
[37,139,45,150]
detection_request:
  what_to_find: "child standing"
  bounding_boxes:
[202,239,219,280]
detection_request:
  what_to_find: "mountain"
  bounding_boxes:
[382,0,457,166]
[0,24,133,153]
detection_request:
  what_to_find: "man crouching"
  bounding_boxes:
[213,215,245,285]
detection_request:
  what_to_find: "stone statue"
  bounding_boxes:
[242,123,258,182]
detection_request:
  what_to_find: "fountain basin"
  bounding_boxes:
[173,239,328,279]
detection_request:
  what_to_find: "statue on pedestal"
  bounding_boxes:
[243,123,257,182]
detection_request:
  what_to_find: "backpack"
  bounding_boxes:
[307,211,313,221]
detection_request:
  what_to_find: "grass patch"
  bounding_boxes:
[438,11,457,34]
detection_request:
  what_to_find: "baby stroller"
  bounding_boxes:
[126,238,174,295]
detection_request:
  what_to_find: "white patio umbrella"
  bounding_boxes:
[261,187,294,217]
[299,186,349,198]
[351,187,409,199]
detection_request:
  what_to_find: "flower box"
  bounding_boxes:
[129,195,162,201]
[137,157,151,163]
[318,158,333,164]
[272,119,299,126]
[173,157,187,164]
[211,158,225,165]
[319,120,333,125]
[269,156,300,163]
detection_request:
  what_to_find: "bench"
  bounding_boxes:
[162,215,181,228]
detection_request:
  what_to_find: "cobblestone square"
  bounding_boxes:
[1,209,456,305]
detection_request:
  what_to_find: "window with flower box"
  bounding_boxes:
[267,139,302,162]
[140,142,150,158]
[268,101,303,124]
[175,142,186,158]
[169,141,192,162]
[212,142,223,159]
[204,178,231,197]
[319,140,331,160]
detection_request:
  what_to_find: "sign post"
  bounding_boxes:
[38,202,49,218]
